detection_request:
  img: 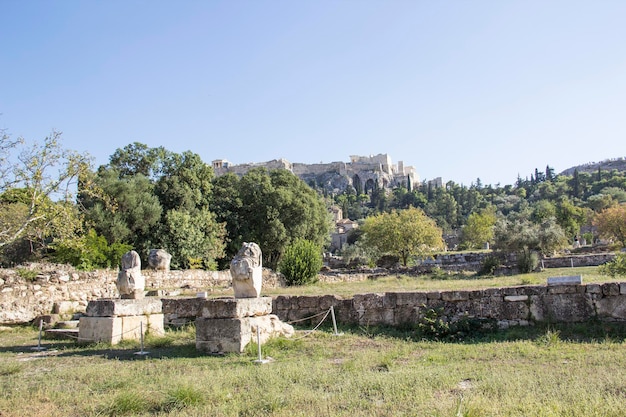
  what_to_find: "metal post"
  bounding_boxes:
[134,321,149,356]
[253,324,269,364]
[571,258,574,268]
[330,306,343,336]
[31,319,47,351]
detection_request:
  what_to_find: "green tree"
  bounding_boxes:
[460,207,496,250]
[108,142,169,179]
[157,209,226,269]
[0,130,91,251]
[279,238,323,286]
[213,168,332,269]
[155,151,214,213]
[594,205,626,247]
[361,207,444,266]
[79,168,163,252]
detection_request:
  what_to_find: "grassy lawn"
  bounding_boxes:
[1,266,626,416]
[263,266,622,297]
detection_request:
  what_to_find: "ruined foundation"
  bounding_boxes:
[78,298,164,344]
[195,297,294,354]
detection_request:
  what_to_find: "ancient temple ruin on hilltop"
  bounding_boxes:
[212,154,419,194]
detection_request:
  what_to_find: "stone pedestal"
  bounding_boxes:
[195,297,294,354]
[78,299,164,345]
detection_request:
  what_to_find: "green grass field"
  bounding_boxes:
[1,266,626,416]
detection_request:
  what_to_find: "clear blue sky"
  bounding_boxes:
[1,1,625,186]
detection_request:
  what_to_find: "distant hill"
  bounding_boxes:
[559,157,626,176]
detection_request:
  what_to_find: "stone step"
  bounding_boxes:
[45,328,79,340]
[55,320,80,329]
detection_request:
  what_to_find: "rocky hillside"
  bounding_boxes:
[559,157,626,176]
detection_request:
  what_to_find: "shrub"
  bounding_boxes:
[279,238,323,286]
[599,253,626,277]
[51,229,132,270]
[478,255,501,276]
[517,251,539,273]
[416,307,486,341]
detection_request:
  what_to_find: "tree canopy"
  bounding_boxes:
[361,207,444,266]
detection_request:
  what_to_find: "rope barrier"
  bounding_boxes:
[46,307,342,345]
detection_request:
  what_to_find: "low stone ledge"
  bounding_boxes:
[199,297,272,319]
[85,298,163,317]
[504,295,528,302]
[547,275,582,285]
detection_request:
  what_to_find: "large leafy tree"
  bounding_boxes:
[361,207,444,266]
[595,205,626,247]
[213,168,332,269]
[79,167,163,253]
[155,151,213,212]
[108,142,169,179]
[460,207,496,250]
[157,209,226,269]
[0,130,90,252]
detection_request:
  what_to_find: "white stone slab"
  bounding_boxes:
[504,295,529,302]
[547,275,582,285]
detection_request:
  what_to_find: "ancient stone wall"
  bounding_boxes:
[272,281,626,329]
[0,266,284,324]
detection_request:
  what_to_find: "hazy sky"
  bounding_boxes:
[1,1,625,186]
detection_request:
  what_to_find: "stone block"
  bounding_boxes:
[85,298,163,317]
[78,314,164,344]
[621,283,626,295]
[530,294,594,323]
[200,297,272,318]
[547,275,582,286]
[78,317,123,344]
[196,315,294,354]
[595,296,626,320]
[441,291,469,302]
[504,295,528,302]
[161,297,204,318]
[586,284,602,294]
[388,292,427,307]
[426,291,441,300]
[602,283,620,296]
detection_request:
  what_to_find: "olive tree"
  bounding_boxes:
[361,207,444,266]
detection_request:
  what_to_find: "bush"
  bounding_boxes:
[478,255,501,276]
[517,250,539,273]
[599,253,626,277]
[51,230,132,270]
[279,239,323,286]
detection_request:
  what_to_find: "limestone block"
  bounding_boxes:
[79,317,123,344]
[504,295,528,302]
[85,298,163,317]
[161,298,204,318]
[200,297,273,319]
[397,292,428,306]
[547,275,582,286]
[441,291,469,302]
[196,317,251,353]
[500,299,530,321]
[426,291,442,300]
[602,283,620,296]
[595,296,626,320]
[586,284,602,294]
[78,314,163,344]
[353,293,385,310]
[530,294,594,322]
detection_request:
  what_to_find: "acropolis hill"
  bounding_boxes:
[212,154,421,194]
